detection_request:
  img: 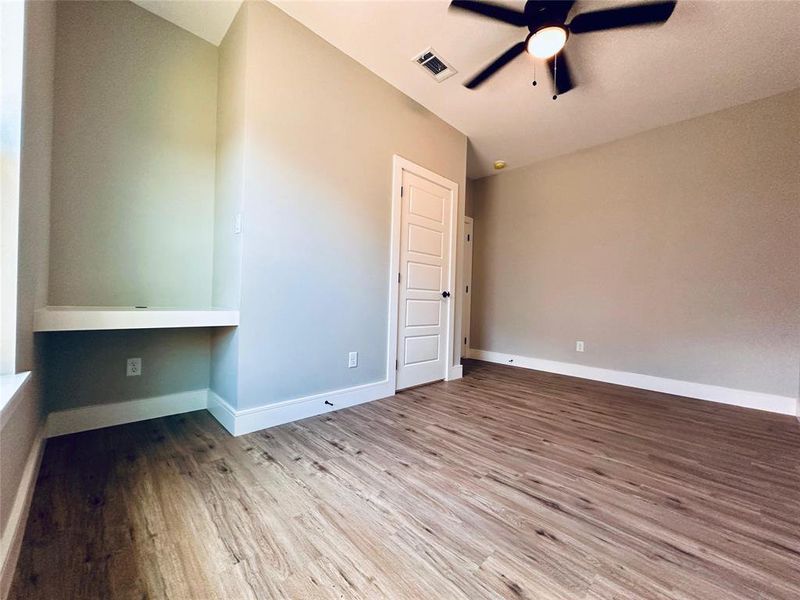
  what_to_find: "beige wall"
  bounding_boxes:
[211,3,247,312]
[212,1,468,409]
[0,380,42,541]
[1,1,55,593]
[208,6,249,406]
[43,1,221,414]
[16,0,54,373]
[44,329,211,412]
[470,89,800,398]
[48,0,218,307]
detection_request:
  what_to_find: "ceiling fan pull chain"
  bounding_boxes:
[532,59,537,87]
[552,53,558,100]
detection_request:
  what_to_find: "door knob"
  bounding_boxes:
[441,291,451,298]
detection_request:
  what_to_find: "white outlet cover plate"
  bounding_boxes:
[127,358,142,376]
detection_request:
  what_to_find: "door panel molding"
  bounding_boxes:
[388,155,459,392]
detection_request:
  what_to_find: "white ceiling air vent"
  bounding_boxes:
[413,48,457,83]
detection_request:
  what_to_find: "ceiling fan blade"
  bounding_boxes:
[546,51,575,95]
[568,1,676,34]
[464,41,527,89]
[450,1,529,27]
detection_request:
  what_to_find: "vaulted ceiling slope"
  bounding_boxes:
[131,0,243,46]
[272,0,800,178]
[134,1,800,178]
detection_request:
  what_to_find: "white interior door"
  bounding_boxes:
[462,217,473,356]
[396,168,455,390]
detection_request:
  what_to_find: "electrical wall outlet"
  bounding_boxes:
[576,341,585,352]
[126,357,142,376]
[348,351,358,368]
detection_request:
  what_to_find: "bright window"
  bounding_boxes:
[1,0,26,374]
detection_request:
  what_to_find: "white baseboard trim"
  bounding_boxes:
[468,349,796,416]
[207,379,396,436]
[0,423,45,600]
[46,389,209,438]
[44,378,399,440]
[447,364,464,381]
[206,389,237,434]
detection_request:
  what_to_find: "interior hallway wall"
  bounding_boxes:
[469,89,800,399]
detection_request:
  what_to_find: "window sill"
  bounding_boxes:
[1,371,32,425]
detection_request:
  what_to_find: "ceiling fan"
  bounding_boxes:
[451,0,677,96]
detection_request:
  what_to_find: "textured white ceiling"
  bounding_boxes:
[132,0,242,45]
[134,0,800,178]
[271,0,800,178]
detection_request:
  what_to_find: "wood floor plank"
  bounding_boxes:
[9,360,800,599]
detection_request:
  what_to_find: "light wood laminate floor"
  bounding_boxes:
[10,361,800,599]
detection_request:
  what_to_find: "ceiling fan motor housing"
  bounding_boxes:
[526,24,569,59]
[453,0,677,92]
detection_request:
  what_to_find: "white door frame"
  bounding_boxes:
[387,155,460,392]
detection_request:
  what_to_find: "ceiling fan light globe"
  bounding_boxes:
[527,26,567,59]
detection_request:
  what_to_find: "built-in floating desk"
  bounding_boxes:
[33,306,239,332]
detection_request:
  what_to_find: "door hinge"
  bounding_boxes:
[400,186,404,197]
[464,337,467,345]
[465,285,469,293]
[398,272,401,283]
[466,233,471,241]
[395,359,398,370]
